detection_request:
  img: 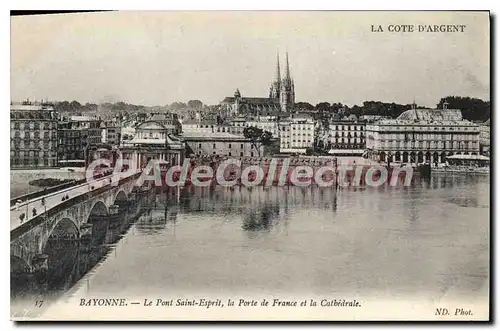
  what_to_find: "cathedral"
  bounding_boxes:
[220,52,296,115]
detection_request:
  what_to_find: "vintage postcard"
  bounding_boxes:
[10,11,490,321]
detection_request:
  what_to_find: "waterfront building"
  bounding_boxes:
[120,120,185,169]
[182,131,263,157]
[479,118,490,155]
[220,52,295,115]
[323,120,366,156]
[57,115,102,165]
[10,101,58,168]
[365,106,480,164]
[279,114,314,154]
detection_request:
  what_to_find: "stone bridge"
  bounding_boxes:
[10,173,152,276]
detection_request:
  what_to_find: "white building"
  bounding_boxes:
[121,120,185,168]
[280,114,314,154]
[479,119,490,154]
[365,107,480,165]
[182,131,262,157]
[325,120,366,152]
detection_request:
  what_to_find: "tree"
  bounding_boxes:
[69,100,82,111]
[243,127,273,157]
[170,102,187,110]
[315,102,331,113]
[437,96,490,122]
[84,103,99,111]
[187,100,203,109]
[295,102,315,110]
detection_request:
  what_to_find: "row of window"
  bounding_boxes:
[372,141,478,149]
[11,150,57,157]
[291,139,313,143]
[199,143,248,150]
[330,138,364,143]
[330,132,364,137]
[197,150,255,157]
[10,112,55,120]
[11,141,54,148]
[370,126,477,132]
[11,122,57,129]
[330,126,364,131]
[378,136,479,142]
[13,131,56,138]
[11,158,57,167]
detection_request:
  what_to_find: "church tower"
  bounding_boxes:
[280,52,295,112]
[269,52,281,99]
[232,88,241,116]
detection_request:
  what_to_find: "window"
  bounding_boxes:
[228,143,232,149]
[240,152,243,157]
[198,143,202,148]
[213,143,216,149]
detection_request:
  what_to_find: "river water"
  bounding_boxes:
[11,173,490,319]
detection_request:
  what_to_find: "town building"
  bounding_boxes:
[220,52,295,115]
[182,131,263,157]
[57,115,102,165]
[323,120,366,156]
[120,120,185,169]
[479,119,490,155]
[365,105,480,165]
[147,113,182,135]
[101,121,121,147]
[181,118,231,134]
[10,101,58,168]
[279,114,315,154]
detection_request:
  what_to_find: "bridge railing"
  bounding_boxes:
[10,169,143,213]
[10,179,87,207]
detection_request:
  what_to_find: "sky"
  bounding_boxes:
[11,11,490,108]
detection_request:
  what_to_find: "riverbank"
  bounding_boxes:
[10,168,86,198]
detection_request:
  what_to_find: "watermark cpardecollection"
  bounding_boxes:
[86,157,414,188]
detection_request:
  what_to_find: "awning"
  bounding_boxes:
[447,154,490,161]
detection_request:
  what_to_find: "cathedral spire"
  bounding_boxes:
[275,51,281,83]
[284,51,290,80]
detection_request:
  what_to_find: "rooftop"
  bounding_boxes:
[373,119,477,126]
[181,130,248,141]
[11,104,55,111]
[70,115,100,122]
[397,108,463,121]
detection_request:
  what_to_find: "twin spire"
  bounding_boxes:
[274,51,291,84]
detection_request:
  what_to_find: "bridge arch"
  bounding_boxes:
[114,189,128,203]
[42,218,80,289]
[85,201,109,247]
[42,217,79,253]
[109,190,130,231]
